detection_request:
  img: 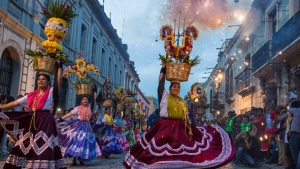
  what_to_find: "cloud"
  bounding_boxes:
[103,0,253,97]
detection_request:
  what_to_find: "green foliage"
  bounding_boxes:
[159,54,201,67]
[182,55,201,67]
[24,48,67,65]
[158,53,173,63]
[37,0,78,26]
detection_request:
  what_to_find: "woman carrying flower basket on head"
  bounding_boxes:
[56,96,102,165]
[0,65,66,168]
[98,107,123,158]
[123,114,136,148]
[114,111,130,151]
[123,63,235,169]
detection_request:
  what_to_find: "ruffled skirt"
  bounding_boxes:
[124,118,235,169]
[0,111,66,169]
[124,128,136,148]
[97,126,123,157]
[116,127,130,151]
[57,119,102,162]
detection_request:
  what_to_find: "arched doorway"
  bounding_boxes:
[0,49,13,96]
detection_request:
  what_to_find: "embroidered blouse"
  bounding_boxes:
[102,113,113,126]
[17,87,53,111]
[158,73,186,120]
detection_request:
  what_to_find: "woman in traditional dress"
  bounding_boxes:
[56,96,102,165]
[124,64,235,169]
[133,116,141,143]
[123,114,136,148]
[97,107,123,158]
[0,66,66,168]
[114,111,130,151]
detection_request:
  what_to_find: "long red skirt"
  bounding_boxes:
[0,111,66,169]
[124,118,235,169]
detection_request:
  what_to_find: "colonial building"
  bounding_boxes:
[145,96,158,117]
[205,0,300,116]
[0,0,145,111]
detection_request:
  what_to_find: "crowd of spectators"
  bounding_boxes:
[219,92,299,169]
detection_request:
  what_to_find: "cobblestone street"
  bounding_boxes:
[0,152,284,169]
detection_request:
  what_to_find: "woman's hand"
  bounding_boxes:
[162,63,166,68]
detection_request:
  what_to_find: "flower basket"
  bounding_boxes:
[33,56,56,75]
[101,99,114,107]
[42,17,68,52]
[117,103,124,111]
[166,62,191,82]
[75,83,93,96]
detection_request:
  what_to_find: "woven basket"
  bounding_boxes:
[101,99,114,107]
[116,103,124,111]
[33,57,56,75]
[75,84,93,96]
[166,62,191,82]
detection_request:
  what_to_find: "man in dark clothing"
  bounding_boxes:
[147,109,160,129]
[189,108,197,126]
[234,131,255,167]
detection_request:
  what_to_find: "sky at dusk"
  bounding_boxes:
[100,0,253,97]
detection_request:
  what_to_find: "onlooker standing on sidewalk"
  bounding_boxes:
[275,108,287,166]
[286,92,300,169]
[225,110,236,139]
[252,108,266,161]
[265,99,277,128]
[241,115,252,133]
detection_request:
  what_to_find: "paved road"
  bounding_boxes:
[0,152,284,169]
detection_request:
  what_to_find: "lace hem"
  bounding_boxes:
[6,154,66,168]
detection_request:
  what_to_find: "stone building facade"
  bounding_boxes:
[205,0,300,117]
[0,0,145,111]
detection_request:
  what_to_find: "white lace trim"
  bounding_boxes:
[124,125,233,169]
[140,127,212,156]
[6,154,66,168]
[15,131,60,155]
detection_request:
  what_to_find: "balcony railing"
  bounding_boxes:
[272,10,300,57]
[252,10,300,73]
[235,68,251,92]
[252,40,271,72]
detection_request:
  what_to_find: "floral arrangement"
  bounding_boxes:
[190,82,206,100]
[63,57,99,84]
[127,88,135,96]
[160,24,199,60]
[25,0,78,72]
[115,86,127,104]
[36,0,78,26]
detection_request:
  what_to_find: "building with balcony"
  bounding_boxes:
[204,0,300,116]
[0,0,146,112]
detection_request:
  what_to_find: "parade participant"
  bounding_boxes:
[0,67,66,168]
[123,114,136,148]
[124,64,235,168]
[114,111,130,151]
[147,109,160,129]
[133,116,141,143]
[57,96,102,165]
[98,107,123,158]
